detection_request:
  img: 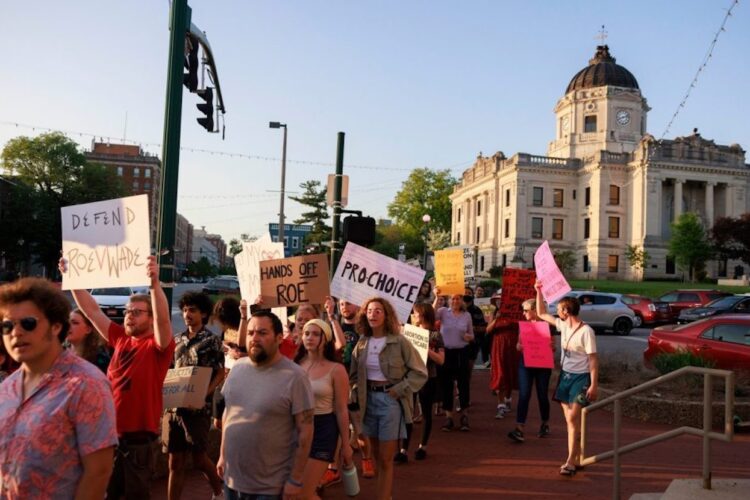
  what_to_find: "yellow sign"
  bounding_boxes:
[434,249,465,296]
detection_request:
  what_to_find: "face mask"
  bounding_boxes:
[463,295,473,303]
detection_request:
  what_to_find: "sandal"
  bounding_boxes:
[559,465,577,476]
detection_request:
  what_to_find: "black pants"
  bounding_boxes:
[402,376,438,450]
[107,438,157,500]
[441,347,471,412]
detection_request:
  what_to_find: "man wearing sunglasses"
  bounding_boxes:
[60,255,175,499]
[0,278,118,499]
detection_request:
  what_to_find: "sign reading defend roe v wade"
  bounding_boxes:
[162,366,212,410]
[499,268,537,322]
[259,254,330,308]
[61,194,150,290]
[533,240,571,304]
[330,242,426,323]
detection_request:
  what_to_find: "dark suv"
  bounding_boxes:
[657,289,732,323]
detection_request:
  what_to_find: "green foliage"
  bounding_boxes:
[288,180,331,249]
[488,265,504,278]
[187,257,214,278]
[566,278,748,297]
[625,244,650,280]
[711,214,750,267]
[668,213,712,282]
[553,249,576,276]
[228,238,243,257]
[651,350,716,375]
[370,222,423,259]
[478,279,501,294]
[387,168,457,233]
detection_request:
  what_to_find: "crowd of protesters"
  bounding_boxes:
[0,258,598,498]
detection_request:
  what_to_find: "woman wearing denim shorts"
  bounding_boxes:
[534,282,598,477]
[349,297,427,500]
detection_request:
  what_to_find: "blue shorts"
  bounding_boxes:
[554,371,592,406]
[310,413,339,462]
[362,391,406,441]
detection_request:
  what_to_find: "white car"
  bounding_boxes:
[547,291,641,335]
[90,287,135,323]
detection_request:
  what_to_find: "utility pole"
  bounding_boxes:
[329,132,345,278]
[156,0,190,308]
[269,122,288,246]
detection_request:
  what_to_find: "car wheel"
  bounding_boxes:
[613,317,632,336]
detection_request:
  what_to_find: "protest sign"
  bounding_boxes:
[474,297,495,322]
[259,253,330,308]
[61,194,150,290]
[402,324,429,365]
[162,366,212,410]
[330,242,426,323]
[447,245,475,278]
[533,240,571,304]
[519,321,554,369]
[499,268,537,322]
[434,249,465,295]
[234,235,287,321]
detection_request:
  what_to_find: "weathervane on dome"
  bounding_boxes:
[595,25,608,44]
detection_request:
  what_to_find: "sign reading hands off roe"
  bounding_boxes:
[330,242,426,323]
[61,195,150,290]
[533,240,571,304]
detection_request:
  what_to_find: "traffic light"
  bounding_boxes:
[196,87,214,131]
[343,216,376,247]
[183,37,199,92]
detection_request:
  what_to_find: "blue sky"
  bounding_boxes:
[1,0,747,244]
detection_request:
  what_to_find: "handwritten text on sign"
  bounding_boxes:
[61,194,150,290]
[519,321,554,369]
[533,240,571,304]
[402,324,430,365]
[434,249,465,296]
[330,242,426,323]
[259,253,330,308]
[162,366,212,410]
[234,235,287,321]
[499,268,537,322]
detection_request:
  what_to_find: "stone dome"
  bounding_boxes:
[566,45,639,94]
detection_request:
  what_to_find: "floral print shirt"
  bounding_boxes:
[173,326,224,410]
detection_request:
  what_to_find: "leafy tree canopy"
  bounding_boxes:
[387,168,457,233]
[668,212,712,282]
[711,214,750,267]
[289,180,331,248]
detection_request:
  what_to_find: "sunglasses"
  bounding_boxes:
[2,316,39,335]
[124,308,150,317]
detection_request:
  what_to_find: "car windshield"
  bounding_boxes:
[705,296,742,309]
[91,287,132,296]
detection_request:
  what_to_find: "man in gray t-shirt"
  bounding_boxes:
[218,311,314,498]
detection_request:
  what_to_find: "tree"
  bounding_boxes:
[288,180,331,248]
[187,257,214,278]
[1,132,125,276]
[711,214,750,268]
[228,238,243,257]
[668,213,712,282]
[625,244,650,281]
[370,222,423,260]
[553,250,576,276]
[387,168,457,234]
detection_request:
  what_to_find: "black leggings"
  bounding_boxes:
[402,377,438,450]
[441,347,471,412]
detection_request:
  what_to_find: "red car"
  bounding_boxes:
[644,315,750,371]
[621,294,671,325]
[657,289,732,322]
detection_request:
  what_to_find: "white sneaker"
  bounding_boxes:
[495,404,508,419]
[503,398,513,412]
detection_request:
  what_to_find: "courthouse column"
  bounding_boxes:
[705,181,715,227]
[673,180,683,221]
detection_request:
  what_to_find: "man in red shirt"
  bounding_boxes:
[61,255,175,499]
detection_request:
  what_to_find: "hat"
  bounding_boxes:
[303,319,333,344]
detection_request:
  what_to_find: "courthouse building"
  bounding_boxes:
[450,45,749,280]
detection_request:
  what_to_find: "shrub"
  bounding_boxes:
[488,265,503,278]
[478,279,501,295]
[651,350,716,375]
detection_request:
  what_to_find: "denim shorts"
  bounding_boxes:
[554,371,592,406]
[362,391,406,441]
[310,413,339,462]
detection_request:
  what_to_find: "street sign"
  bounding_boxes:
[327,174,349,208]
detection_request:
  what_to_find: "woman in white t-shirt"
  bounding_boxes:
[534,281,598,477]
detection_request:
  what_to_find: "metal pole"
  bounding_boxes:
[613,400,622,500]
[156,0,190,309]
[703,374,712,489]
[278,125,287,247]
[329,132,345,278]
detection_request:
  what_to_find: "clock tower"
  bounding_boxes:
[547,45,650,159]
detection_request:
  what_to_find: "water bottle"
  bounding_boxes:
[342,463,360,496]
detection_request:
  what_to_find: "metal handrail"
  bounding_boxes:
[580,366,735,500]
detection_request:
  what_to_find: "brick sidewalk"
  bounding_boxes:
[152,370,750,499]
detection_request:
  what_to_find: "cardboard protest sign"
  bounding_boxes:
[234,235,287,322]
[330,242,426,323]
[447,245,475,278]
[402,324,429,365]
[533,240,571,304]
[162,366,212,410]
[61,194,150,290]
[474,297,495,322]
[499,268,537,322]
[519,321,554,369]
[434,249,465,296]
[259,253,330,308]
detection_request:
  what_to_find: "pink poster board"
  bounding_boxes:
[533,240,571,304]
[519,321,554,369]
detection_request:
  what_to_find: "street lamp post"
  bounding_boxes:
[422,214,431,270]
[269,121,288,246]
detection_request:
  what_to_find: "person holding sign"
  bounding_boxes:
[432,289,474,432]
[60,255,176,499]
[534,281,598,477]
[349,297,427,500]
[294,319,353,499]
[507,299,553,444]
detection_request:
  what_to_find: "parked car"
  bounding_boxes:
[657,289,732,322]
[202,277,240,297]
[621,294,671,325]
[91,287,134,323]
[644,315,750,371]
[677,295,750,323]
[547,291,641,335]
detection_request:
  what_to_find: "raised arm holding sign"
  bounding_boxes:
[533,240,571,304]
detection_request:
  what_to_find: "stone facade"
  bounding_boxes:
[450,46,750,280]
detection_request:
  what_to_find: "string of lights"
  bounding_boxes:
[659,0,739,140]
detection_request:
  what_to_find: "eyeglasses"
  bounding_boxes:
[124,308,150,317]
[2,317,39,335]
